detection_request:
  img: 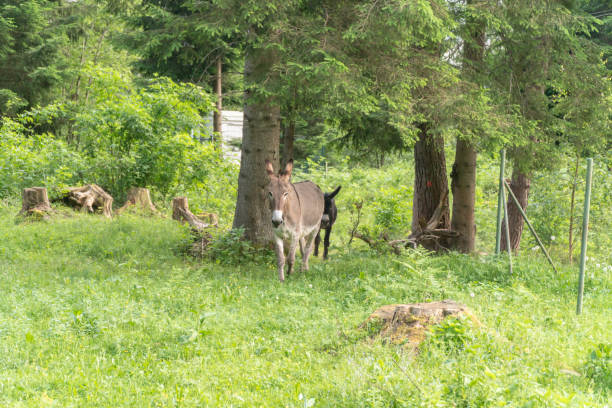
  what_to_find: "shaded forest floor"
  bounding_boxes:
[0,206,610,407]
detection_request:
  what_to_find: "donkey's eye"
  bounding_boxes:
[283,192,289,198]
[268,192,273,199]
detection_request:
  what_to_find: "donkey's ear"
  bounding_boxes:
[328,185,341,199]
[280,159,293,179]
[265,159,275,176]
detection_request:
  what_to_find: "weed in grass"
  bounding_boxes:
[584,343,612,396]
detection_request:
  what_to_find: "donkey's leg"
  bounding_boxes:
[299,237,305,258]
[323,226,332,260]
[301,230,318,272]
[314,229,321,257]
[286,238,298,276]
[275,238,285,282]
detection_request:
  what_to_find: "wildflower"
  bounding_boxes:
[551,235,556,241]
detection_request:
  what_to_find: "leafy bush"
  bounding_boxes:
[206,228,274,266]
[22,67,217,198]
[3,67,239,216]
[0,118,85,198]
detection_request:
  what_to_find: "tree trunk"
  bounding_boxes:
[449,0,484,253]
[282,119,295,166]
[501,168,530,252]
[232,48,281,246]
[450,139,477,252]
[19,187,53,217]
[213,56,223,147]
[411,123,450,250]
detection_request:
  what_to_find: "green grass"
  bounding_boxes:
[0,204,610,407]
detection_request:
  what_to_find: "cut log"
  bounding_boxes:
[19,187,53,218]
[63,184,113,218]
[196,212,219,227]
[117,187,158,214]
[172,197,218,230]
[362,300,480,348]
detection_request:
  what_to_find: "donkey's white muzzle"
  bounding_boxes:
[272,210,283,228]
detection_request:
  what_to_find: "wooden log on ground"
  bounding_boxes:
[362,300,480,348]
[172,197,218,230]
[117,187,158,214]
[196,212,219,227]
[354,190,458,253]
[19,187,53,218]
[63,184,113,218]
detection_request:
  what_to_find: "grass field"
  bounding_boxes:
[0,203,610,407]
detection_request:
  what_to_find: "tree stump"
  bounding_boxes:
[117,187,158,214]
[19,187,53,218]
[172,197,217,230]
[362,300,480,347]
[63,184,113,218]
[172,197,218,258]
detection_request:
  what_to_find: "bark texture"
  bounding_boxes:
[19,187,53,217]
[282,119,295,167]
[501,168,530,252]
[213,56,223,143]
[450,140,477,252]
[450,0,484,253]
[232,48,280,246]
[411,124,450,250]
[64,184,113,218]
[117,187,158,214]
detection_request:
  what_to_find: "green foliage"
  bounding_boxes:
[0,118,84,198]
[584,343,612,395]
[428,317,474,352]
[0,0,67,114]
[522,153,612,258]
[127,0,244,108]
[206,228,274,266]
[490,0,610,171]
[18,67,233,204]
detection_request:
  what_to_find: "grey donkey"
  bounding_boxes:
[265,159,324,282]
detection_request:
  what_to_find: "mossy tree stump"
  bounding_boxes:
[64,184,113,218]
[19,187,53,218]
[117,187,159,214]
[362,300,480,347]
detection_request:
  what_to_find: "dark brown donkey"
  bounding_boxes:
[314,186,341,260]
[265,159,324,282]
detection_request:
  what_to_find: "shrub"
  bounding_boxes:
[0,118,85,198]
[206,228,274,266]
